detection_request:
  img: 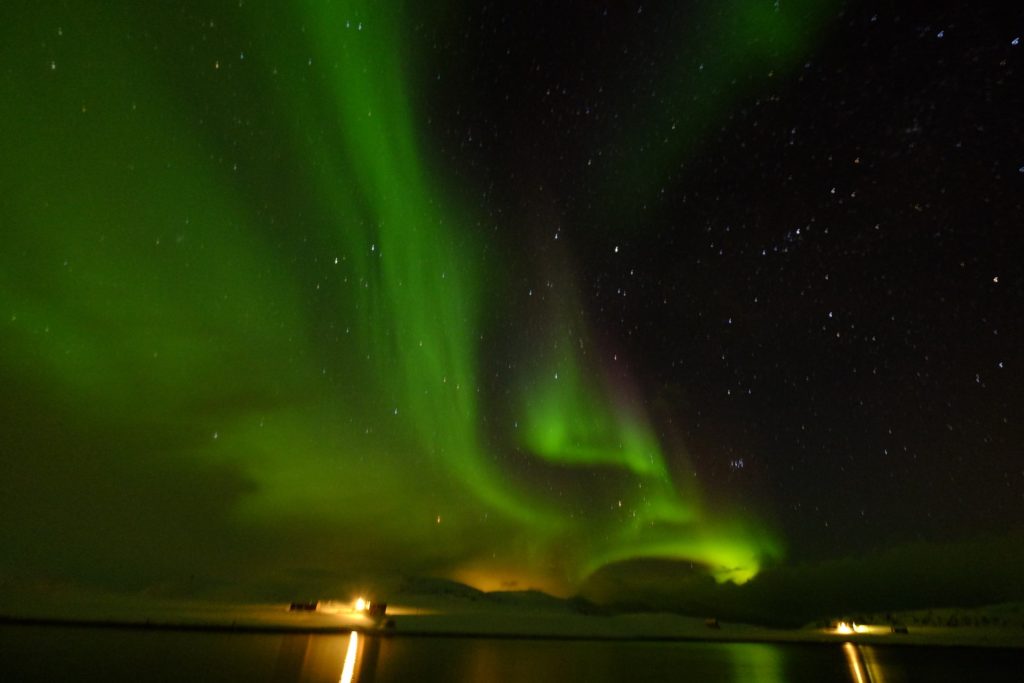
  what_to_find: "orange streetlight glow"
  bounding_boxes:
[835,621,854,635]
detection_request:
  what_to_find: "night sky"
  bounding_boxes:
[2,1,1022,610]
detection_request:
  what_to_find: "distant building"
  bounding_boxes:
[289,601,319,612]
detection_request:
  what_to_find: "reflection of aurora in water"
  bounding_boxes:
[9,625,1006,681]
[337,634,816,683]
[0,0,850,592]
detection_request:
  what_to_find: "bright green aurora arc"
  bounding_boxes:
[0,0,834,597]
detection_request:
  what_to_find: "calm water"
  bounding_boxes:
[1,624,1022,682]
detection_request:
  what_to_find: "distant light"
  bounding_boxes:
[834,621,874,635]
[354,597,367,612]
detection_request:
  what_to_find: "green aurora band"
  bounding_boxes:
[0,0,836,594]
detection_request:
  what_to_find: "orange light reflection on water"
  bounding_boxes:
[843,642,868,683]
[340,631,358,683]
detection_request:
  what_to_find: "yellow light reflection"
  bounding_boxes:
[843,642,867,683]
[859,646,888,683]
[340,631,358,683]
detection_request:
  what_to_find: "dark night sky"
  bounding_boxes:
[421,0,1023,558]
[1,0,1022,610]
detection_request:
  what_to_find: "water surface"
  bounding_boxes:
[2,624,1021,682]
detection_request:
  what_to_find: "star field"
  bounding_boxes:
[1,1,1021,605]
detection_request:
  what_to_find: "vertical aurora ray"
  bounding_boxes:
[278,0,560,529]
[0,0,796,594]
[255,0,783,587]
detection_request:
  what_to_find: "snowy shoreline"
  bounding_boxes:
[3,601,1023,650]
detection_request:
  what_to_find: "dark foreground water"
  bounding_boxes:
[2,625,1022,682]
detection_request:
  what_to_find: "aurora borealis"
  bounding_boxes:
[2,0,1022,611]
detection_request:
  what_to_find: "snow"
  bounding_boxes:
[3,587,1023,648]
